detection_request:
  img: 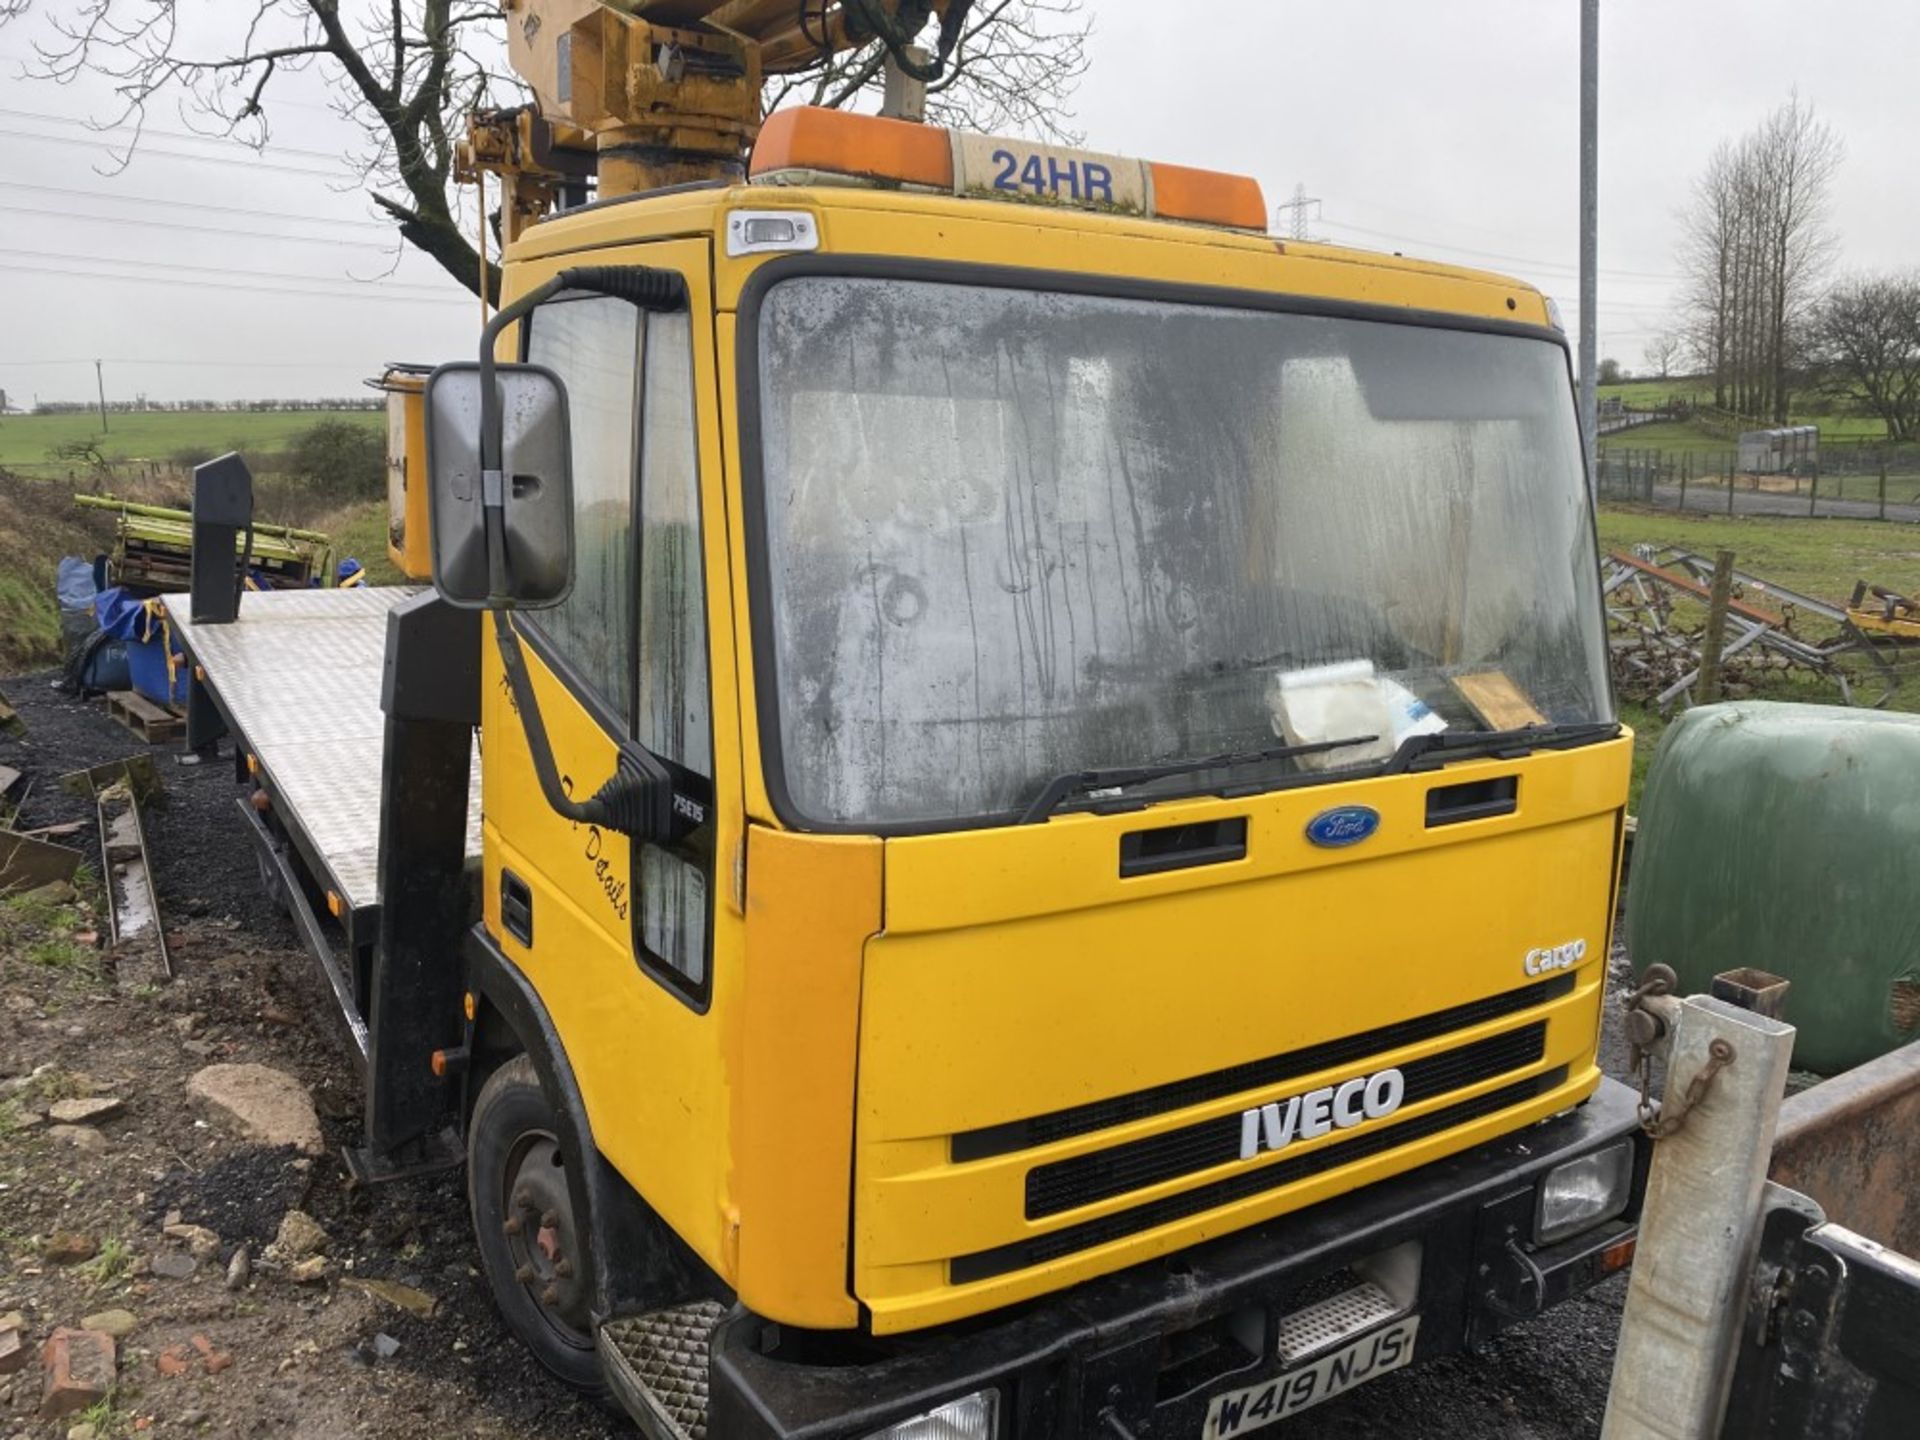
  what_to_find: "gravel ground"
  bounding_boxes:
[1,676,618,1440]
[1,671,1651,1439]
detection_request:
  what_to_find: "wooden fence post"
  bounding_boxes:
[1881,459,1889,522]
[1698,550,1737,704]
[1808,466,1819,518]
[1726,455,1736,516]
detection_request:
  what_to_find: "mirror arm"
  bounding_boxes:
[489,611,674,838]
[474,266,690,606]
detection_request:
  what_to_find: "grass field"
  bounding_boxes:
[323,499,406,585]
[0,409,381,477]
[1599,420,1728,454]
[1598,376,1893,450]
[1600,379,1713,410]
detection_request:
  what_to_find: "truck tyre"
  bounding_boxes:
[469,1054,606,1396]
[254,847,290,917]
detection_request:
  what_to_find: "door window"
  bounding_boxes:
[635,311,712,993]
[524,290,714,1001]
[526,297,641,721]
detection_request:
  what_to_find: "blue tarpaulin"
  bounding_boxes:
[94,586,187,703]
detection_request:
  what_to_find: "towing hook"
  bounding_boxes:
[1624,1006,1667,1050]
[1481,1235,1550,1321]
[1625,963,1678,1008]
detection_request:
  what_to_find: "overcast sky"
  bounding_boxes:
[2,0,1916,406]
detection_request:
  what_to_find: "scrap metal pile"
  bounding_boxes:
[1604,546,1920,711]
[0,701,171,985]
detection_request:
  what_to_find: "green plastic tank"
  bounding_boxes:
[1626,701,1920,1076]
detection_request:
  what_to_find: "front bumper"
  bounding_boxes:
[711,1076,1646,1439]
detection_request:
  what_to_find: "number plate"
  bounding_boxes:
[1199,1318,1419,1438]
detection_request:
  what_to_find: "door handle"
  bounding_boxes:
[501,870,534,945]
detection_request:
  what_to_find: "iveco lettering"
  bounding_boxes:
[1240,1069,1407,1160]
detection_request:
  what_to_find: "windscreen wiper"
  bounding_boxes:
[1386,720,1622,772]
[1019,734,1380,825]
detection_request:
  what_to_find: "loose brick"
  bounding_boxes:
[39,1327,116,1419]
[0,1325,27,1376]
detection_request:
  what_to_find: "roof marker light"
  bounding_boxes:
[749,107,1266,232]
[727,209,821,258]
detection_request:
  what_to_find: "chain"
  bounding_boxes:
[1622,963,1736,1138]
[1624,963,1675,1132]
[1642,1038,1735,1139]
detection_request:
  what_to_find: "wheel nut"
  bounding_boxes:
[514,1264,535,1284]
[541,1284,560,1306]
[554,1258,573,1278]
[541,1210,560,1229]
[503,1217,523,1236]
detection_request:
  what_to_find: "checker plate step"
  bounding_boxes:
[1275,1279,1401,1365]
[599,1301,727,1440]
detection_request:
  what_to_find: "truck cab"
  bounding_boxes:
[446,107,1641,1435]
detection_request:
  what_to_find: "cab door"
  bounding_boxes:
[480,237,742,1273]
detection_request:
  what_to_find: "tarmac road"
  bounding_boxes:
[1643,481,1920,523]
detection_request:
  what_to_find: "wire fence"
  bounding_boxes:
[1595,444,1920,522]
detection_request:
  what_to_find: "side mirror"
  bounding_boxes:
[423,362,573,608]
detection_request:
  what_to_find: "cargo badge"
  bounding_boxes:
[1306,805,1380,848]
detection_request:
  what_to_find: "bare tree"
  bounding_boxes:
[1813,274,1920,443]
[0,1,1089,301]
[1676,96,1841,423]
[767,1,1090,143]
[1642,330,1682,381]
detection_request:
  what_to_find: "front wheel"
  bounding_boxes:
[468,1054,605,1394]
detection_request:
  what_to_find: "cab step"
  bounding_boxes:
[598,1301,728,1440]
[1275,1278,1402,1365]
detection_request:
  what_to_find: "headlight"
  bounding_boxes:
[1535,1141,1634,1244]
[862,1389,999,1440]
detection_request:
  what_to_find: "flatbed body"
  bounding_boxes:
[167,586,481,918]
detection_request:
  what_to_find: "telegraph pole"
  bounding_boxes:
[1579,0,1599,490]
[95,359,110,434]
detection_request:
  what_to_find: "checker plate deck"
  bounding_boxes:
[166,587,481,913]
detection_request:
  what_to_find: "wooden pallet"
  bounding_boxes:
[106,690,185,744]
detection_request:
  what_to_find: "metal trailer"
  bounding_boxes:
[1735,426,1819,477]
[1602,968,1920,1440]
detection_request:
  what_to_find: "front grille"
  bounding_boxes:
[1025,1022,1547,1218]
[949,1067,1567,1284]
[952,973,1575,1162]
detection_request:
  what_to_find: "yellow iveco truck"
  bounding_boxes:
[166,4,1646,1436]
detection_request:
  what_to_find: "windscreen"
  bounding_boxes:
[755,276,1612,828]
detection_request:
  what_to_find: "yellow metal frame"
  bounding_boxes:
[375,368,432,580]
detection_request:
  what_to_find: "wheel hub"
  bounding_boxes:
[501,1132,589,1335]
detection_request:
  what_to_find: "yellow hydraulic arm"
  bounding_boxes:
[462,0,964,240]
